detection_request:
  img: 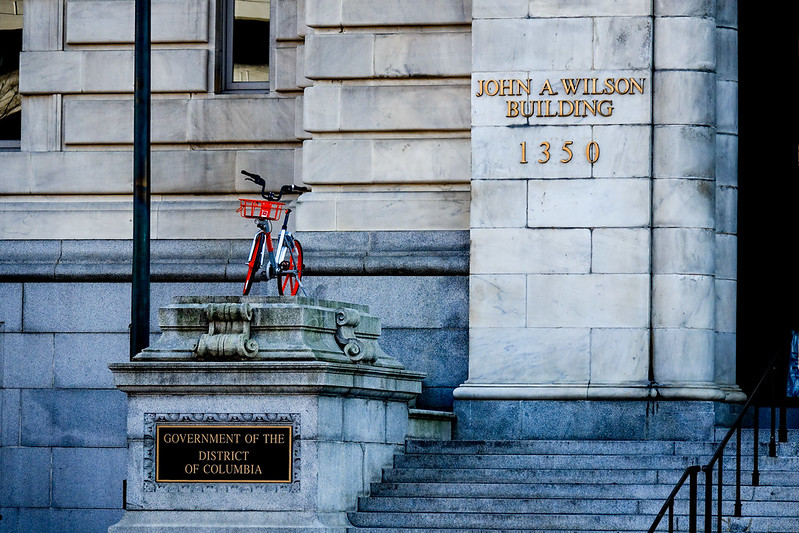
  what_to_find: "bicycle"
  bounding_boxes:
[237,170,309,296]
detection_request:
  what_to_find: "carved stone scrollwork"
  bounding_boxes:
[195,303,259,359]
[334,307,376,363]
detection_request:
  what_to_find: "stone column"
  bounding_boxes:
[650,1,718,399]
[455,0,742,438]
[714,1,742,402]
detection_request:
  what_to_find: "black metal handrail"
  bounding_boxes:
[648,348,789,533]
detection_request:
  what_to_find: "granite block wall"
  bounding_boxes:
[0,234,468,531]
[0,282,128,532]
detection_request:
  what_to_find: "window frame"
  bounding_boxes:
[0,5,22,150]
[217,0,271,93]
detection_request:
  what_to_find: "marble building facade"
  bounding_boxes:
[0,0,740,530]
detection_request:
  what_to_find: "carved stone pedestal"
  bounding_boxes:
[108,297,424,532]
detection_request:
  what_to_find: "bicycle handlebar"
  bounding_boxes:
[241,170,310,201]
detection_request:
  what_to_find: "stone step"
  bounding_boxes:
[349,512,799,532]
[714,427,799,442]
[355,499,799,527]
[350,530,695,533]
[638,498,799,517]
[381,466,659,484]
[349,530,682,533]
[405,439,679,456]
[370,482,675,499]
[393,452,799,472]
[406,438,799,458]
[357,496,641,515]
[393,453,702,470]
[348,511,655,530]
[353,436,799,532]
[369,481,799,502]
[382,465,799,486]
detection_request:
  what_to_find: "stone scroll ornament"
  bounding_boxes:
[335,307,376,363]
[194,303,259,359]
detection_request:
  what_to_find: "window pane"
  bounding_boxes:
[233,0,269,83]
[0,0,22,144]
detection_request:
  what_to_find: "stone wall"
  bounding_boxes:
[0,241,467,531]
[297,0,471,232]
[3,0,303,240]
[0,4,471,531]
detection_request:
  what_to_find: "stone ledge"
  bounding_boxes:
[0,232,469,280]
[109,510,352,533]
[408,408,456,440]
[109,361,425,400]
[453,382,746,402]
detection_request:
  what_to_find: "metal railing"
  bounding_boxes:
[648,349,790,532]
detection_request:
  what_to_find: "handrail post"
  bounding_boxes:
[689,468,698,533]
[770,367,777,457]
[735,426,742,516]
[753,405,760,486]
[668,501,673,533]
[704,466,713,533]
[778,344,788,442]
[779,403,788,442]
[717,455,723,533]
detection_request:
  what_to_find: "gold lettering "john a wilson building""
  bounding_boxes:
[475,77,646,118]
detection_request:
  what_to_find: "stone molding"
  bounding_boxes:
[0,232,469,281]
[111,360,424,400]
[195,303,260,360]
[453,382,747,403]
[132,296,406,368]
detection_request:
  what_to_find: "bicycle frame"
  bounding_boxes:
[246,207,304,294]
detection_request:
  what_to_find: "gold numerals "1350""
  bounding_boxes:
[520,141,600,164]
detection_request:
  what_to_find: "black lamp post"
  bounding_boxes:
[130,0,151,360]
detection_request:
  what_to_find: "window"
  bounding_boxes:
[0,0,22,149]
[220,0,270,92]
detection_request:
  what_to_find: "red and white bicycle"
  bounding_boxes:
[237,170,309,296]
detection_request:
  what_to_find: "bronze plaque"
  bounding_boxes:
[155,425,292,483]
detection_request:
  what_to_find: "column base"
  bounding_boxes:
[453,398,738,441]
[453,381,746,402]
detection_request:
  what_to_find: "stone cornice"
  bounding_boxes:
[0,231,469,281]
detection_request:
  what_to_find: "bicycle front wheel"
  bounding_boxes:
[277,239,303,296]
[243,232,265,296]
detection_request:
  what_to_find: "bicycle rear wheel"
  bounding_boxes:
[277,239,303,296]
[243,232,265,295]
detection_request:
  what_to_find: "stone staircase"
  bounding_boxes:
[348,430,799,532]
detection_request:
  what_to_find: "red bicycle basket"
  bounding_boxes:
[237,198,285,220]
